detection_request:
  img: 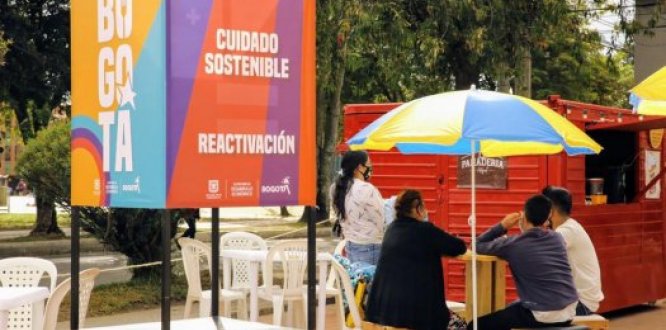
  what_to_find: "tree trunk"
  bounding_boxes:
[280,206,291,217]
[315,57,346,220]
[30,193,64,237]
[497,63,512,93]
[515,47,532,97]
[301,39,348,222]
[105,208,113,240]
[14,103,35,145]
[453,62,480,90]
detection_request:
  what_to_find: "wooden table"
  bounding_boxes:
[456,251,506,320]
[0,287,49,330]
[220,249,332,330]
[85,317,295,329]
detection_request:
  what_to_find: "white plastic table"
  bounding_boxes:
[85,317,294,329]
[0,287,49,330]
[220,250,332,330]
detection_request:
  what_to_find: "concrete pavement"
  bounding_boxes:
[59,299,666,329]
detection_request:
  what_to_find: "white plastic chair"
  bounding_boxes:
[220,232,268,291]
[42,268,101,330]
[258,240,308,326]
[0,257,57,329]
[331,259,363,330]
[179,238,247,319]
[321,239,347,322]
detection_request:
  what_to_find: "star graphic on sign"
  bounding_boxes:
[186,8,201,26]
[118,79,137,109]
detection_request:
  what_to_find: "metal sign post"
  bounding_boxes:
[161,210,171,330]
[70,207,80,329]
[307,207,316,330]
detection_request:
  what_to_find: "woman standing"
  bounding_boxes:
[366,189,467,330]
[332,150,384,265]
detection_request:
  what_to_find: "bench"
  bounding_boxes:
[361,322,409,330]
[572,314,609,330]
[447,301,466,314]
[515,327,589,330]
[514,326,589,330]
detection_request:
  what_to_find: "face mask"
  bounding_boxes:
[362,166,372,181]
[419,205,429,222]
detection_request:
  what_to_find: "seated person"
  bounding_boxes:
[384,195,397,226]
[542,186,604,315]
[366,189,467,330]
[468,195,578,330]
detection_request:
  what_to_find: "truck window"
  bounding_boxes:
[585,130,638,204]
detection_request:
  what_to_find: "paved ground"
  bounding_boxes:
[7,205,662,329]
[604,299,666,329]
[58,299,666,329]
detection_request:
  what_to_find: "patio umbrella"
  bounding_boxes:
[630,66,666,115]
[346,89,602,329]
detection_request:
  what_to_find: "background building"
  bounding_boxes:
[635,0,666,81]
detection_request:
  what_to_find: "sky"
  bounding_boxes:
[588,0,633,49]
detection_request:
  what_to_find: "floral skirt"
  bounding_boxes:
[448,310,468,330]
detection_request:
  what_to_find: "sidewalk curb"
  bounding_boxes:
[0,237,110,258]
[0,227,332,257]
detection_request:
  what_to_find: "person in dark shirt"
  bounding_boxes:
[366,189,467,330]
[180,208,200,239]
[468,195,578,330]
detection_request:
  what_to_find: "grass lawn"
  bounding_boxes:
[58,272,189,321]
[0,213,71,230]
[0,234,72,243]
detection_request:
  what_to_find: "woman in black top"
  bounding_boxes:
[365,189,467,330]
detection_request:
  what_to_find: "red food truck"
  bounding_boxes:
[341,95,666,312]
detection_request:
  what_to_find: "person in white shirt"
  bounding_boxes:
[384,195,397,226]
[331,150,384,265]
[542,185,604,315]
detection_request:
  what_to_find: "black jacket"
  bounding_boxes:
[365,216,467,330]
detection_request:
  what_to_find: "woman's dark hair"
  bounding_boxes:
[541,185,572,215]
[394,189,424,219]
[333,151,369,221]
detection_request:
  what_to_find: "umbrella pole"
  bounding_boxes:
[471,141,478,330]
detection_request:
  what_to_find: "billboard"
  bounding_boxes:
[71,0,167,208]
[71,0,315,208]
[166,0,315,207]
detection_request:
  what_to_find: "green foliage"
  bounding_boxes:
[532,29,634,108]
[0,0,70,142]
[0,213,70,231]
[0,30,9,67]
[338,1,642,106]
[79,208,180,279]
[17,120,70,207]
[16,120,180,277]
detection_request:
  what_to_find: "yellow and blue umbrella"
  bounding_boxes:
[630,66,666,115]
[346,89,601,330]
[347,89,602,156]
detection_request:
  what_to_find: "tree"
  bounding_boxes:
[0,30,9,67]
[306,0,362,220]
[17,120,69,236]
[17,119,181,278]
[80,207,180,279]
[0,0,71,235]
[531,27,634,108]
